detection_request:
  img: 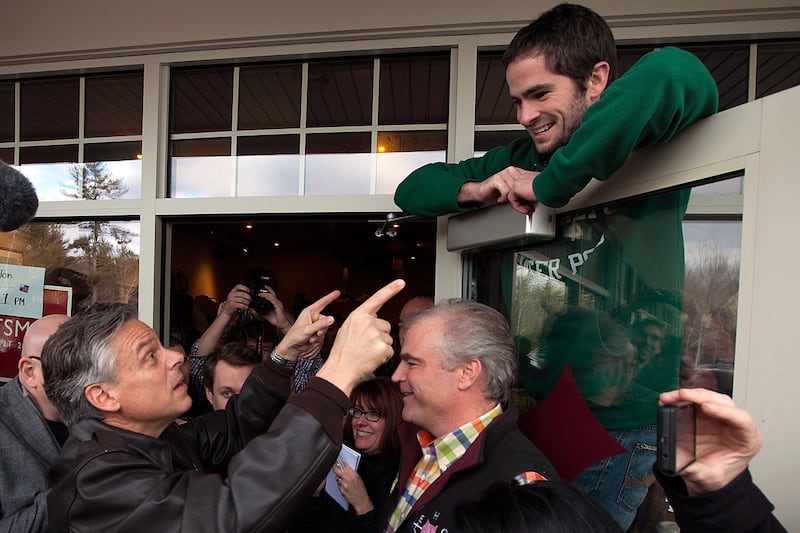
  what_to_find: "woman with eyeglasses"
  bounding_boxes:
[290,376,403,533]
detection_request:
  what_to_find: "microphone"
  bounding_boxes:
[0,161,39,232]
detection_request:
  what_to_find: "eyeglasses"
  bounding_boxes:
[348,406,383,422]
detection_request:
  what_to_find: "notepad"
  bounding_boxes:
[325,444,362,510]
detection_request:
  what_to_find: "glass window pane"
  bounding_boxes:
[170,138,233,198]
[237,135,299,156]
[239,64,302,130]
[307,60,373,127]
[0,82,13,143]
[85,73,144,137]
[0,148,12,164]
[684,44,749,111]
[756,41,800,98]
[170,68,233,134]
[305,132,371,195]
[20,78,79,141]
[238,155,301,196]
[475,130,526,155]
[616,46,654,78]
[467,180,741,428]
[19,145,78,164]
[20,160,139,202]
[376,131,446,194]
[237,135,301,196]
[379,54,449,125]
[476,52,515,125]
[84,141,142,162]
[305,153,372,195]
[0,219,140,378]
[306,132,370,154]
[83,143,143,200]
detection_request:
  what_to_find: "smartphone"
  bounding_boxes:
[657,401,696,475]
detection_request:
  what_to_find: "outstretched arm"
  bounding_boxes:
[656,388,786,533]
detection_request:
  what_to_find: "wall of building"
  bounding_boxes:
[4,1,800,66]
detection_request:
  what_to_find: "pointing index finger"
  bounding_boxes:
[356,279,406,316]
[306,289,342,314]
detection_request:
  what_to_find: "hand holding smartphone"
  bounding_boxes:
[657,401,696,475]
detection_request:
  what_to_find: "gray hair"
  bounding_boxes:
[42,303,138,426]
[404,299,518,401]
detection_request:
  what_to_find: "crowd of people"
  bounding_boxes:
[0,3,787,532]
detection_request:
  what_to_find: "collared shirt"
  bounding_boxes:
[385,403,503,533]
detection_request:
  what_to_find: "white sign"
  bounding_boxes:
[0,264,45,319]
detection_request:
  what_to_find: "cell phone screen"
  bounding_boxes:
[657,401,696,475]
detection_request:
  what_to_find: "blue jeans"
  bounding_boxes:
[571,425,657,531]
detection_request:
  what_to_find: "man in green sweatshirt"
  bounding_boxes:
[393,4,718,217]
[394,4,719,530]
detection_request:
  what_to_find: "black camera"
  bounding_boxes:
[249,275,274,314]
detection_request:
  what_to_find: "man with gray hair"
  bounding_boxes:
[43,280,405,533]
[380,299,557,533]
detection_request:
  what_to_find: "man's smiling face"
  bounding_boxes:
[506,53,591,160]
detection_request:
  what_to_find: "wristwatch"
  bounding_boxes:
[269,349,296,368]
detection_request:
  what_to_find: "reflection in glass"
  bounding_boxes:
[757,41,800,98]
[19,145,78,165]
[19,160,141,201]
[306,153,372,195]
[476,53,515,125]
[474,130,526,155]
[20,78,80,142]
[503,184,739,413]
[1,219,140,311]
[307,60,373,127]
[85,73,144,137]
[239,64,302,129]
[0,148,12,164]
[375,131,447,195]
[684,44,749,111]
[170,138,233,198]
[238,155,301,196]
[0,82,13,143]
[379,54,449,125]
[170,68,233,134]
[171,156,234,198]
[236,135,301,196]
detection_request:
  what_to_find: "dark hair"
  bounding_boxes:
[502,3,617,90]
[403,299,518,402]
[344,377,403,461]
[42,303,138,426]
[203,341,261,390]
[455,481,623,533]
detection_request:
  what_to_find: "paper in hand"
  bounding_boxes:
[325,444,362,510]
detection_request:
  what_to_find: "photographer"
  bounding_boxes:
[186,279,295,415]
[656,388,786,533]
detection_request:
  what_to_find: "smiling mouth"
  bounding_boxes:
[532,123,554,135]
[355,430,374,438]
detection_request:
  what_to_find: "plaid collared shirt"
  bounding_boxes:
[384,403,503,533]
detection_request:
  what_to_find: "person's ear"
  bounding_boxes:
[17,358,38,389]
[205,386,214,405]
[85,383,121,414]
[586,61,610,103]
[457,358,482,390]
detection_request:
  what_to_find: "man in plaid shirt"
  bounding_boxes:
[379,300,558,533]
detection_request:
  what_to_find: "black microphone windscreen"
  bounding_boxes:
[0,161,39,232]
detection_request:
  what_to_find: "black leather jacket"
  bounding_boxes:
[47,363,349,533]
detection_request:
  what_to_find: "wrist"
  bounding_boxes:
[269,348,297,368]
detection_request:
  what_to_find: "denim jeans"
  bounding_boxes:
[571,425,657,531]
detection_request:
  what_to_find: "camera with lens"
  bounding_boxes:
[249,275,274,314]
